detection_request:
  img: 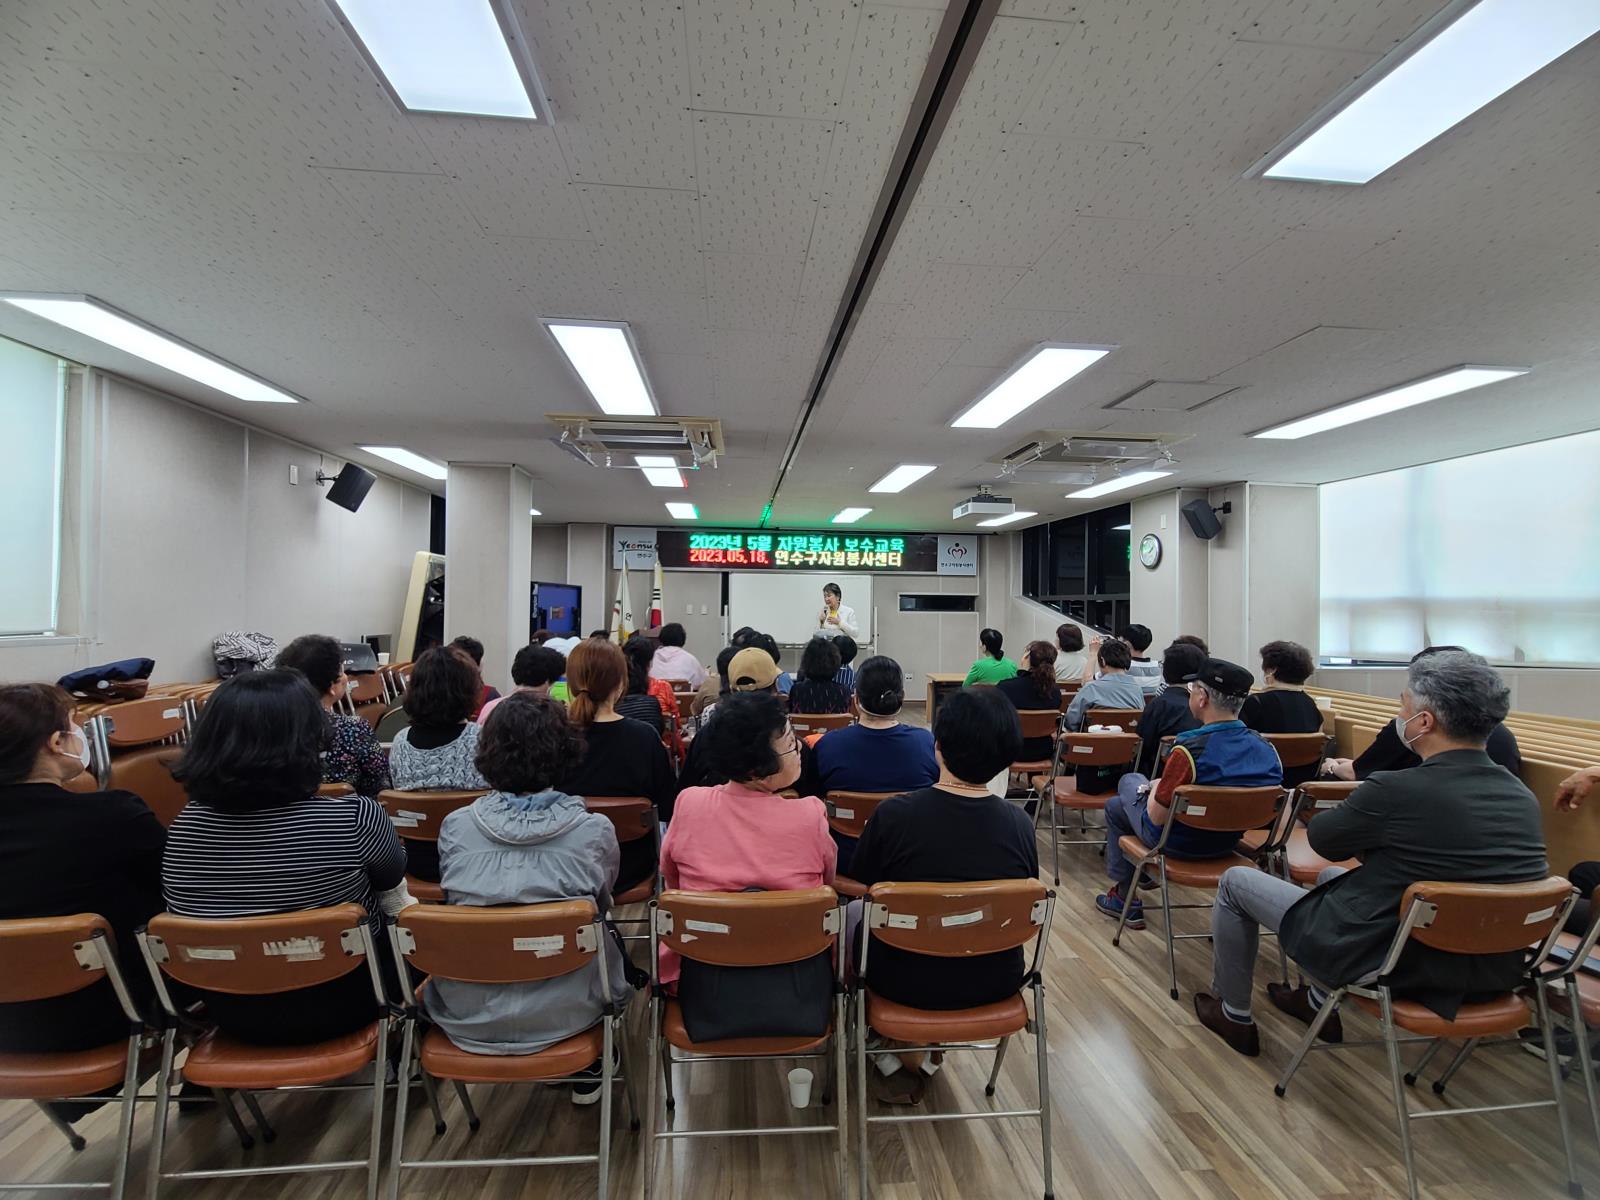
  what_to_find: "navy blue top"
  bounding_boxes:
[814,723,939,875]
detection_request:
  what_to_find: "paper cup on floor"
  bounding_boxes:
[788,1067,814,1108]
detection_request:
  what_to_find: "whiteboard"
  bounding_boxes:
[727,572,873,647]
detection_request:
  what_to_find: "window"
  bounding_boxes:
[0,336,67,636]
[1021,504,1131,632]
[898,593,978,613]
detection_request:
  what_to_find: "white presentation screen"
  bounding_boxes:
[0,336,66,636]
[1320,429,1600,666]
[727,572,874,647]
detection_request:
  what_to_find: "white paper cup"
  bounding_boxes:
[377,652,391,665]
[787,1067,814,1108]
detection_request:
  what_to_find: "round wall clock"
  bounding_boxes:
[1138,533,1162,569]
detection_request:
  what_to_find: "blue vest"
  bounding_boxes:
[1149,720,1283,858]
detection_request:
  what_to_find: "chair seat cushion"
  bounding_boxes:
[420,1023,604,1083]
[1010,760,1052,775]
[1050,776,1106,811]
[0,1038,140,1100]
[408,876,444,903]
[1285,828,1360,884]
[1115,835,1256,887]
[832,876,867,899]
[663,999,830,1057]
[865,992,1027,1044]
[1352,992,1529,1038]
[183,1022,381,1089]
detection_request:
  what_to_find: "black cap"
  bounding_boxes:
[1183,657,1254,699]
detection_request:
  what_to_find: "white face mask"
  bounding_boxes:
[1393,712,1423,750]
[61,725,91,769]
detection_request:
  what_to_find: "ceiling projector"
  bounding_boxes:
[953,489,1014,520]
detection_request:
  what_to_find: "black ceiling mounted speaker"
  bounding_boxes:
[1181,498,1231,540]
[321,463,377,512]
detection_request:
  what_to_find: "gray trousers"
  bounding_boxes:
[1210,864,1347,1015]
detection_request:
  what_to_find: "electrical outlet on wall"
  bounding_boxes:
[700,605,708,615]
[288,465,299,485]
[685,604,693,615]
[1159,513,1167,529]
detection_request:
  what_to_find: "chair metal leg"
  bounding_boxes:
[213,1089,255,1150]
[856,988,871,1200]
[643,997,661,1200]
[1159,858,1178,1001]
[36,1100,87,1152]
[1534,982,1582,1198]
[109,1035,141,1200]
[1275,988,1345,1098]
[1110,854,1149,948]
[833,992,849,1200]
[985,1035,1011,1098]
[144,1027,176,1200]
[367,1026,388,1200]
[1403,1037,1444,1087]
[598,1015,615,1200]
[1378,990,1420,1200]
[451,1080,480,1132]
[618,1030,641,1132]
[1032,982,1055,1200]
[235,1089,275,1143]
[419,1065,447,1135]
[387,1019,415,1200]
[1567,987,1600,1165]
[1050,799,1060,887]
[658,1019,676,1112]
[1430,1038,1478,1095]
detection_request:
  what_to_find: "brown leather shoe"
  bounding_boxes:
[1267,982,1343,1043]
[1194,992,1260,1057]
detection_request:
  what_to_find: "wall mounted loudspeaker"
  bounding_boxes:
[319,463,377,512]
[1181,498,1231,540]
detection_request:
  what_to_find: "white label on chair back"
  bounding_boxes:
[181,946,237,961]
[1071,744,1093,754]
[833,807,855,820]
[162,707,182,719]
[397,810,427,821]
[513,935,565,956]
[941,910,985,928]
[1524,905,1557,924]
[684,919,731,934]
[1187,805,1207,816]
[389,817,419,828]
[263,936,325,962]
[886,912,918,929]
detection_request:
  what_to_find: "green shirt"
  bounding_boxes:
[964,656,1018,686]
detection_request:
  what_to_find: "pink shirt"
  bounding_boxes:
[649,645,707,690]
[658,781,837,984]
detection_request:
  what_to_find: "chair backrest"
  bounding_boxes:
[676,692,697,722]
[93,697,189,748]
[143,904,377,996]
[654,887,840,968]
[865,879,1051,958]
[582,795,656,845]
[1296,779,1359,818]
[1086,706,1142,730]
[1015,709,1059,741]
[317,781,356,798]
[108,747,188,826]
[790,712,853,735]
[347,673,387,706]
[392,900,600,984]
[1395,877,1574,957]
[1171,785,1284,832]
[0,914,122,1004]
[378,789,485,843]
[374,705,412,745]
[824,790,897,839]
[1057,730,1139,768]
[1264,731,1326,770]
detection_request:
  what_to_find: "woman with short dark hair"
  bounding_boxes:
[391,646,489,791]
[1240,640,1325,785]
[788,637,850,714]
[276,633,391,797]
[1054,623,1088,682]
[618,635,672,734]
[162,670,408,1044]
[450,635,501,718]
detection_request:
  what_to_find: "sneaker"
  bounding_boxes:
[1095,888,1145,930]
[570,1047,620,1106]
[1520,1026,1579,1066]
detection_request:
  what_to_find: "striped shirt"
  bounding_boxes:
[162,795,407,924]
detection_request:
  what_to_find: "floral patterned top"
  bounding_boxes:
[323,714,391,798]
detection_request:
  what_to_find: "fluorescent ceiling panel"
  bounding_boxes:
[544,321,657,416]
[359,445,448,480]
[831,507,873,525]
[529,508,542,516]
[951,344,1114,429]
[1260,0,1600,184]
[1253,366,1528,440]
[978,510,1038,528]
[665,502,698,520]
[1066,470,1173,500]
[329,0,539,119]
[636,455,686,488]
[1,294,301,404]
[868,464,936,493]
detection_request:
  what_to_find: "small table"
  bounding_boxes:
[924,673,967,723]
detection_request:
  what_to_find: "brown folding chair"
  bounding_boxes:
[138,905,392,1200]
[382,663,413,704]
[790,712,853,737]
[1042,731,1139,884]
[1009,711,1060,805]
[583,796,660,941]
[0,915,149,1200]
[856,880,1056,1200]
[318,781,357,799]
[1111,784,1285,1000]
[344,673,390,729]
[1262,731,1326,777]
[823,791,898,897]
[1275,877,1579,1200]
[1056,685,1080,713]
[1085,706,1141,731]
[84,698,192,826]
[1282,781,1362,884]
[386,901,635,1200]
[644,887,848,1200]
[378,789,487,902]
[1535,887,1600,1164]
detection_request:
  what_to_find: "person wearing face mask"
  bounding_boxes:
[1192,651,1548,1058]
[0,683,167,1053]
[276,633,392,798]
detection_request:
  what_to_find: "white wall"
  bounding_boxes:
[1129,488,1211,651]
[875,573,980,695]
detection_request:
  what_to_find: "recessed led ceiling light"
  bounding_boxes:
[529,508,542,516]
[831,507,873,524]
[1,294,301,404]
[868,464,936,493]
[951,344,1115,429]
[1066,470,1173,500]
[977,510,1038,528]
[359,445,448,480]
[1255,0,1600,184]
[1252,366,1529,440]
[665,502,698,520]
[636,455,686,488]
[327,0,541,119]
[543,321,657,416]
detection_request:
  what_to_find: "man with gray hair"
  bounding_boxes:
[1194,650,1548,1058]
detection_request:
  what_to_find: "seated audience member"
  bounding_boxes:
[1557,769,1600,937]
[1065,638,1145,731]
[449,635,501,718]
[588,630,610,640]
[390,647,489,881]
[1095,659,1282,930]
[692,644,740,722]
[1240,639,1325,787]
[1135,642,1206,775]
[1170,634,1209,655]
[478,643,567,725]
[649,623,706,689]
[1193,651,1547,1057]
[425,693,630,1096]
[1323,645,1523,781]
[276,633,391,797]
[678,646,822,798]
[996,640,1061,762]
[1120,624,1162,694]
[559,638,676,891]
[164,671,409,1044]
[1054,623,1088,683]
[0,683,166,1054]
[964,628,1019,686]
[814,657,938,874]
[833,635,859,693]
[659,691,836,989]
[626,634,683,731]
[789,637,851,714]
[616,636,668,734]
[751,632,795,695]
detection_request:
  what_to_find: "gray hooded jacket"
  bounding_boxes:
[422,789,631,1054]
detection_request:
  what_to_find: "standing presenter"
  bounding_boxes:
[815,582,859,640]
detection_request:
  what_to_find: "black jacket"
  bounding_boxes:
[1279,749,1547,1017]
[1355,719,1521,780]
[1136,686,1199,776]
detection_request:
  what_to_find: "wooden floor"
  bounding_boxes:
[4,825,1596,1200]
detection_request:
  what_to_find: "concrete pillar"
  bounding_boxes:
[443,464,533,693]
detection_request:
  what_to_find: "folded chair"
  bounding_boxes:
[0,916,149,1200]
[856,880,1056,1200]
[377,790,486,902]
[824,791,898,898]
[386,901,636,1200]
[1042,730,1139,884]
[1274,877,1578,1200]
[1111,784,1285,1000]
[644,887,849,1199]
[139,904,393,1200]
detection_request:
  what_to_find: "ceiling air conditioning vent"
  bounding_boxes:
[547,414,724,472]
[992,431,1182,484]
